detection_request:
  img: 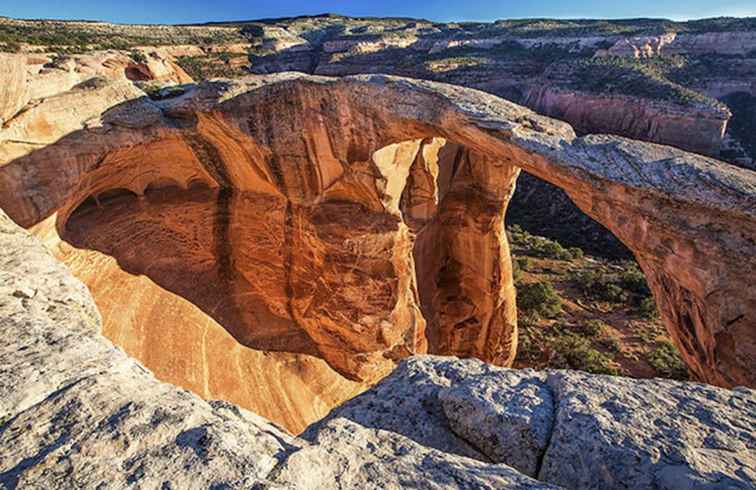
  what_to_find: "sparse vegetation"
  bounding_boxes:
[550,332,620,375]
[646,341,689,379]
[0,19,245,53]
[511,226,686,381]
[571,261,652,309]
[129,50,147,64]
[176,54,248,80]
[509,224,584,261]
[559,56,724,109]
[637,297,659,320]
[140,83,187,100]
[581,319,608,337]
[518,281,562,318]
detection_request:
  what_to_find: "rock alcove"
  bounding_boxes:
[1,73,754,432]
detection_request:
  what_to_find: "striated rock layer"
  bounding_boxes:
[0,64,755,395]
[521,86,730,156]
[1,212,753,487]
[0,53,28,125]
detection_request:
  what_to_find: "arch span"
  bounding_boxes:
[0,73,754,390]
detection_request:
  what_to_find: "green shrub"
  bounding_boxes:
[508,225,580,261]
[176,55,247,80]
[524,236,571,260]
[551,333,619,375]
[581,319,607,337]
[573,270,626,303]
[605,283,628,303]
[539,240,570,260]
[567,247,584,260]
[515,256,531,271]
[129,50,148,64]
[600,336,622,353]
[572,262,651,305]
[518,281,562,318]
[618,263,650,296]
[512,258,523,282]
[646,341,688,379]
[637,297,658,319]
[517,328,540,360]
[512,256,531,282]
[518,311,541,328]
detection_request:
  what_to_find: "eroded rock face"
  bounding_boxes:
[522,86,730,156]
[0,53,28,125]
[0,70,755,394]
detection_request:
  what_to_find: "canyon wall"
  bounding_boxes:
[249,23,749,159]
[521,86,730,155]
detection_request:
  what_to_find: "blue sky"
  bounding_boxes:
[2,0,755,24]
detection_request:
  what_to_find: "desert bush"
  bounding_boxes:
[176,55,247,80]
[618,263,650,296]
[539,240,571,260]
[512,256,530,282]
[551,333,619,375]
[517,326,540,360]
[512,258,523,282]
[518,311,541,328]
[509,225,580,261]
[600,336,622,353]
[129,50,148,64]
[637,297,658,319]
[515,256,531,272]
[646,341,688,379]
[572,269,627,303]
[572,261,652,306]
[518,281,562,318]
[567,247,584,260]
[581,319,608,337]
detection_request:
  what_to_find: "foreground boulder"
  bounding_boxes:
[291,357,756,489]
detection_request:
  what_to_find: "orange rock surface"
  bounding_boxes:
[1,61,754,427]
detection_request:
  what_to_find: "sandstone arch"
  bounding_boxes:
[1,73,754,400]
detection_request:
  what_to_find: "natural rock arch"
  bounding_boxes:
[1,73,754,399]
